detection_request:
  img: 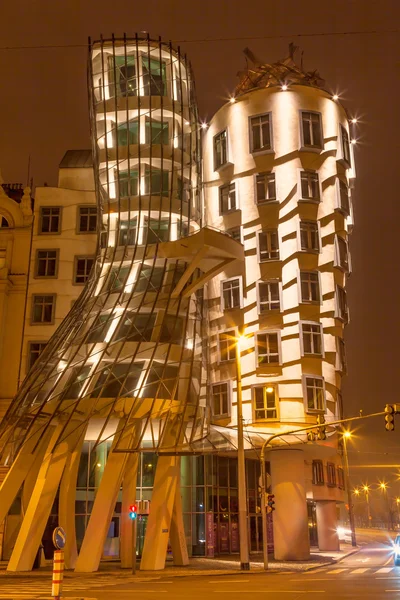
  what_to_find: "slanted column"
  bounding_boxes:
[270,449,310,561]
[120,452,140,568]
[316,501,339,551]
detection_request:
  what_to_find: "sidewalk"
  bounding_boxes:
[0,545,358,578]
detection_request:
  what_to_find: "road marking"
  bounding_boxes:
[211,580,250,583]
[385,556,395,566]
[351,568,369,574]
[327,568,347,574]
[212,592,326,594]
[291,578,331,582]
[377,568,394,573]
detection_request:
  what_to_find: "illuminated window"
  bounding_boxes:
[218,330,236,362]
[335,285,349,323]
[250,113,272,152]
[257,281,281,313]
[334,235,350,272]
[39,207,61,234]
[253,385,278,420]
[109,55,138,97]
[258,230,279,262]
[219,183,236,214]
[299,271,321,304]
[91,362,144,398]
[300,221,320,252]
[300,322,323,356]
[256,172,276,204]
[312,460,324,485]
[211,382,230,418]
[118,169,139,197]
[144,217,170,243]
[300,111,323,149]
[78,206,97,233]
[336,179,350,216]
[327,463,337,487]
[255,331,281,366]
[142,57,167,96]
[116,312,156,342]
[214,130,228,170]
[135,266,164,293]
[144,166,169,197]
[118,218,138,246]
[145,118,169,145]
[28,341,47,370]
[117,120,139,145]
[336,337,347,373]
[61,366,91,400]
[107,265,130,292]
[35,250,58,278]
[74,257,94,285]
[339,124,351,167]
[227,226,241,242]
[303,375,325,412]
[31,295,56,324]
[87,314,111,343]
[221,277,242,310]
[299,170,320,201]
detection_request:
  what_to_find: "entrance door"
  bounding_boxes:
[137,515,148,558]
[307,501,318,547]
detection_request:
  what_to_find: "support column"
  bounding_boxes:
[169,468,189,566]
[316,501,339,551]
[120,452,139,569]
[270,449,310,561]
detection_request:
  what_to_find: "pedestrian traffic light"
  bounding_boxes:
[267,494,275,513]
[129,504,137,520]
[317,414,326,440]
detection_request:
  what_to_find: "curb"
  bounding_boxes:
[303,547,361,572]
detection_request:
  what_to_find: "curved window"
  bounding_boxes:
[0,216,9,228]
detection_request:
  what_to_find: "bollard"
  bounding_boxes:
[51,549,65,600]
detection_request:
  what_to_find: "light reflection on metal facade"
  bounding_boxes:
[0,34,208,461]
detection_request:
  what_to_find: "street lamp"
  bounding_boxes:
[363,485,372,527]
[342,429,357,547]
[379,481,392,530]
[396,498,400,526]
[235,334,250,570]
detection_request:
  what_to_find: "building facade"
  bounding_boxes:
[0,42,356,568]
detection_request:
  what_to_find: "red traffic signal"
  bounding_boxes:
[129,504,137,520]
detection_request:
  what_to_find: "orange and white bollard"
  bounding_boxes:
[51,549,65,600]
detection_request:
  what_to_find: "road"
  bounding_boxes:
[0,531,398,599]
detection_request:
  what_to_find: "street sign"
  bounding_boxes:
[52,526,66,550]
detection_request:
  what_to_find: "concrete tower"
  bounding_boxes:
[203,50,355,560]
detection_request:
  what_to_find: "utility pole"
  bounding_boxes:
[363,486,372,528]
[235,336,250,570]
[342,431,357,547]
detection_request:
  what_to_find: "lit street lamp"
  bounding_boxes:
[379,481,392,531]
[363,485,372,527]
[342,429,357,546]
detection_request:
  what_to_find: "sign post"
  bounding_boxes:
[129,504,137,574]
[51,527,66,600]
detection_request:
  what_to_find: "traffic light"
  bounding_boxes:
[267,494,275,513]
[317,414,326,440]
[385,404,396,431]
[129,504,137,520]
[307,431,316,442]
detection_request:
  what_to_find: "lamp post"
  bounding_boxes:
[235,335,250,570]
[342,430,357,547]
[379,482,392,530]
[396,498,400,527]
[363,485,372,527]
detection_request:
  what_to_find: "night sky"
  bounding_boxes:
[1,0,400,496]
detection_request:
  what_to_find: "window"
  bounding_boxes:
[144,166,169,197]
[214,130,228,170]
[300,221,320,252]
[335,236,350,272]
[107,265,130,292]
[39,207,61,234]
[300,111,323,149]
[257,281,281,313]
[211,382,230,418]
[337,467,345,489]
[312,460,324,485]
[35,250,58,278]
[250,113,272,152]
[303,376,325,412]
[116,312,156,342]
[28,342,46,369]
[337,179,350,216]
[144,217,170,243]
[109,55,138,98]
[118,218,138,246]
[87,314,111,343]
[61,366,91,400]
[218,330,236,362]
[227,226,241,242]
[336,337,347,373]
[300,171,320,201]
[117,120,139,145]
[0,216,9,228]
[74,257,94,285]
[301,322,323,356]
[336,285,349,322]
[141,364,179,399]
[253,385,278,420]
[256,172,276,204]
[91,362,144,398]
[142,57,167,96]
[135,266,164,293]
[32,295,55,324]
[339,124,351,166]
[327,463,337,487]
[78,206,97,233]
[219,183,236,214]
[145,118,169,145]
[258,230,279,262]
[221,277,242,310]
[160,314,184,344]
[256,331,281,366]
[118,169,139,197]
[300,271,321,304]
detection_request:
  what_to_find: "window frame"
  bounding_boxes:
[337,467,345,490]
[298,270,322,305]
[219,182,238,215]
[220,276,243,311]
[299,321,324,358]
[334,234,351,273]
[256,279,282,314]
[336,336,347,373]
[302,374,326,414]
[254,171,277,205]
[299,110,324,152]
[77,205,97,234]
[226,226,242,243]
[249,111,274,154]
[31,294,56,326]
[257,229,280,263]
[338,124,352,168]
[217,328,237,363]
[27,340,47,371]
[298,220,321,253]
[335,284,349,323]
[34,248,59,279]
[38,206,62,235]
[73,256,95,286]
[211,380,231,419]
[252,383,279,422]
[298,169,322,203]
[312,459,325,485]
[255,330,282,367]
[213,129,229,171]
[335,178,351,217]
[327,462,337,487]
